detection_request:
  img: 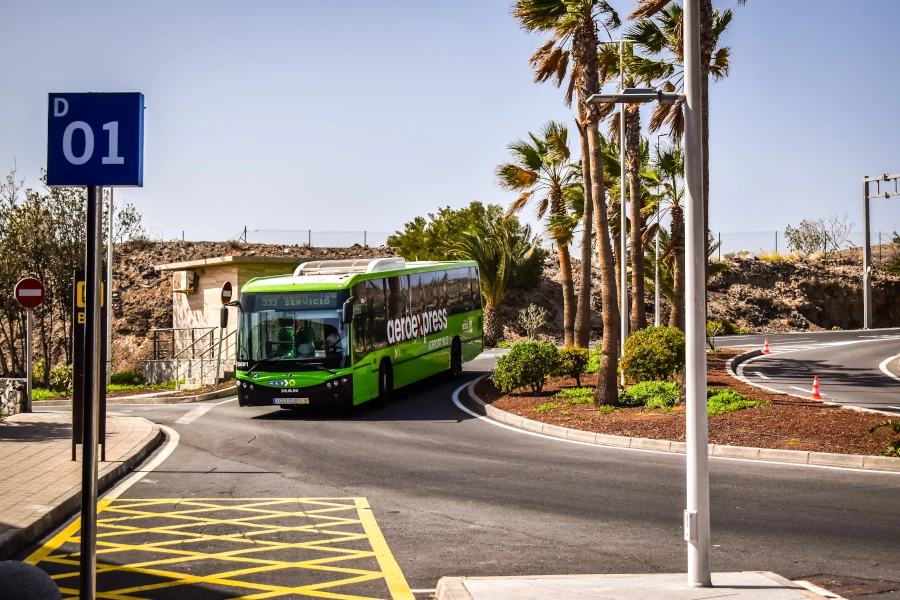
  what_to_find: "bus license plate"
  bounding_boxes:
[274,398,309,405]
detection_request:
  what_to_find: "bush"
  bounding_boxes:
[553,387,593,404]
[531,402,559,413]
[494,340,513,348]
[554,346,590,386]
[706,388,765,416]
[620,326,685,384]
[111,371,145,385]
[492,341,559,394]
[621,381,682,408]
[585,347,602,374]
[32,388,65,401]
[49,364,73,393]
[33,358,46,383]
[518,304,548,340]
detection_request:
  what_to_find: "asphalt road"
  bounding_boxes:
[713,328,900,413]
[26,348,900,597]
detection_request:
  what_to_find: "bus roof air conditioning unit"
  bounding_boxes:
[293,258,407,276]
[172,270,196,293]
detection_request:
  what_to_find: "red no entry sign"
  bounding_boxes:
[14,277,45,309]
[221,281,233,305]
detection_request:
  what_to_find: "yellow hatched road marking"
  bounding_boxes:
[27,497,414,600]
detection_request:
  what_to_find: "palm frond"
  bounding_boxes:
[628,0,671,21]
[496,163,538,192]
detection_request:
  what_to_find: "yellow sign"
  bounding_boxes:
[76,281,105,308]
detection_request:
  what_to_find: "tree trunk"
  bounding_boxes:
[483,303,503,347]
[574,105,594,349]
[669,203,686,331]
[575,19,618,406]
[558,243,576,347]
[626,106,646,332]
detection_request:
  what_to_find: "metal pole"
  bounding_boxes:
[655,136,661,328]
[80,185,103,600]
[619,39,628,357]
[683,0,710,587]
[25,308,33,413]
[215,325,224,390]
[775,231,778,254]
[106,189,114,385]
[717,232,721,262]
[863,178,872,329]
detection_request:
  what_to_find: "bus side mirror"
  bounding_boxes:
[341,298,353,325]
[220,307,229,329]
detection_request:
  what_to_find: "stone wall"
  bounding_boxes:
[0,378,25,417]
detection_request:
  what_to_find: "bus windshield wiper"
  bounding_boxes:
[296,363,337,375]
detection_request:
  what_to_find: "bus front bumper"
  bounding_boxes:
[237,376,353,407]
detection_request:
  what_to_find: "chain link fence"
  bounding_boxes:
[710,230,897,260]
[228,229,393,247]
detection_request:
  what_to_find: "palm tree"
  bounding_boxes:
[496,121,581,346]
[514,0,622,405]
[628,0,740,276]
[597,42,657,332]
[448,215,538,345]
[644,143,685,329]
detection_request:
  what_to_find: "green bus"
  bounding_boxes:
[235,258,483,409]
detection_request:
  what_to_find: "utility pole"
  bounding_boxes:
[619,39,628,357]
[106,189,114,385]
[683,0,711,586]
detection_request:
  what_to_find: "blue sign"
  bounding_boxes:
[47,93,144,187]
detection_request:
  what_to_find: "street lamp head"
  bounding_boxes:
[587,88,685,106]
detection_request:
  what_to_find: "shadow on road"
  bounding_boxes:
[250,369,488,424]
[759,356,900,393]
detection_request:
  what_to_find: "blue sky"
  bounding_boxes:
[1,0,899,243]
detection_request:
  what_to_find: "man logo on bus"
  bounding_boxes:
[387,308,448,344]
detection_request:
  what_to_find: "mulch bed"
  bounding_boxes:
[476,349,896,456]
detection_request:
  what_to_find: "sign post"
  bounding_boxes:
[48,91,144,600]
[14,277,45,413]
[216,282,233,390]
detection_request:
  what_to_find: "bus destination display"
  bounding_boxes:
[253,291,340,311]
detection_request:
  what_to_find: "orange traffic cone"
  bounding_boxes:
[763,338,771,355]
[810,376,822,400]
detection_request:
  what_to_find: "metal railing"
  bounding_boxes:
[174,329,237,390]
[148,327,218,361]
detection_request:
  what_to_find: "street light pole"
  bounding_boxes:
[655,134,663,327]
[683,0,711,587]
[619,40,628,357]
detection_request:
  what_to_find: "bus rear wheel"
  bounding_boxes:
[449,338,462,378]
[378,360,393,402]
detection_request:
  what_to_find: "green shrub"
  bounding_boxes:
[554,346,590,386]
[494,340,513,348]
[110,371,144,385]
[107,383,145,392]
[492,341,559,394]
[869,420,900,457]
[33,358,46,383]
[621,381,683,408]
[553,387,593,404]
[620,326,685,383]
[32,388,65,401]
[598,404,615,414]
[49,364,73,393]
[585,347,602,373]
[706,388,765,416]
[531,402,559,413]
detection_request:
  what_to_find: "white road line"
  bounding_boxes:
[104,425,179,500]
[789,386,819,396]
[878,353,900,383]
[172,396,236,425]
[753,371,770,380]
[450,381,899,475]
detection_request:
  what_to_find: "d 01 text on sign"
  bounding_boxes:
[47,93,144,187]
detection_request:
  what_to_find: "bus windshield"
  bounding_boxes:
[238,291,350,369]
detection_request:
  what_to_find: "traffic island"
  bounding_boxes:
[436,572,830,600]
[0,411,162,559]
[467,349,900,471]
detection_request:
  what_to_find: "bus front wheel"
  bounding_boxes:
[378,360,393,402]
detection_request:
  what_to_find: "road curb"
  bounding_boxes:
[0,423,165,560]
[463,377,900,473]
[35,386,237,407]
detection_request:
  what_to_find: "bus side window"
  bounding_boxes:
[469,267,481,309]
[367,278,387,350]
[352,282,367,354]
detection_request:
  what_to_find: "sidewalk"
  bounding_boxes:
[0,411,162,559]
[436,572,833,600]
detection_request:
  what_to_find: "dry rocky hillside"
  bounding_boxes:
[109,241,899,370]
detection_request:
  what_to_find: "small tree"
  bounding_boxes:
[784,219,825,255]
[517,304,547,340]
[555,346,590,386]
